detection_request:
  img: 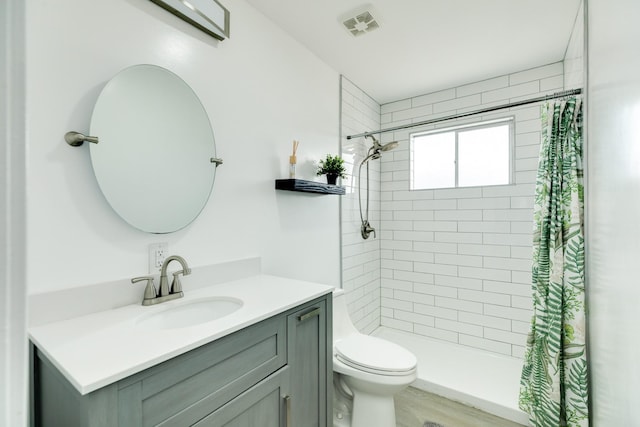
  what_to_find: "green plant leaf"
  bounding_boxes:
[316,154,346,178]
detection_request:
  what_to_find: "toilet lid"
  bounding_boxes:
[335,335,417,375]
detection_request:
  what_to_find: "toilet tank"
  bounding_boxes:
[333,288,359,341]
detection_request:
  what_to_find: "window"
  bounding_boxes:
[410,117,514,190]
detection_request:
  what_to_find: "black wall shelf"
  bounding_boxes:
[275,179,345,195]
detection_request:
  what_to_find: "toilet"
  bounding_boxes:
[332,289,417,427]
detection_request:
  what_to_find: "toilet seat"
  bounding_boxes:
[335,335,417,376]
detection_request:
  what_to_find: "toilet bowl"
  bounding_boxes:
[332,289,417,427]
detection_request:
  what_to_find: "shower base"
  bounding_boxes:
[372,327,529,425]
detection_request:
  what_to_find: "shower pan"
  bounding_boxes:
[358,135,398,239]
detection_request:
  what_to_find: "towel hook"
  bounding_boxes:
[65,131,99,146]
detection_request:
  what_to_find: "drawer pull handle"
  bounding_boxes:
[297,307,320,322]
[284,395,291,427]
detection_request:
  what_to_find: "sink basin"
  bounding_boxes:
[135,297,243,329]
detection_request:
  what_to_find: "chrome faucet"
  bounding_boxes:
[158,255,191,297]
[131,255,191,306]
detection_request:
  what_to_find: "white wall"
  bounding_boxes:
[25,0,341,295]
[17,1,342,420]
[587,0,640,423]
[340,76,382,333]
[564,1,585,89]
[1,1,28,424]
[377,63,564,357]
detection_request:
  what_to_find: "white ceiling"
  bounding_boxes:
[245,0,582,104]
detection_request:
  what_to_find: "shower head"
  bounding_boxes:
[380,141,398,151]
[365,135,398,155]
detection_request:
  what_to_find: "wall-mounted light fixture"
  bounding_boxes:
[150,0,230,41]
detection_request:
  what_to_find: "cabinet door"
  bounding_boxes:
[287,297,331,427]
[193,367,290,427]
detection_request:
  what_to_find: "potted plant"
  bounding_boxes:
[316,154,346,185]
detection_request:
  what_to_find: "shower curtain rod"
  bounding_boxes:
[346,87,583,140]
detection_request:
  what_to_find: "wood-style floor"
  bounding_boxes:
[395,387,527,427]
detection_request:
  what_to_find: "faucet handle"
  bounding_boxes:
[132,275,157,302]
[361,221,376,239]
[171,270,186,294]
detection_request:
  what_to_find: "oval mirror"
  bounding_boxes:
[89,64,218,233]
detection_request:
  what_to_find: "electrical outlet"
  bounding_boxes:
[148,242,168,273]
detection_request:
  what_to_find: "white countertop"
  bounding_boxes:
[29,274,333,395]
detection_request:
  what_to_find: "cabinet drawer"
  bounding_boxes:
[118,315,286,427]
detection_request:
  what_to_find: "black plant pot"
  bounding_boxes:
[326,173,339,185]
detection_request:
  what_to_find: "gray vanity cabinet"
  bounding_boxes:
[32,294,332,427]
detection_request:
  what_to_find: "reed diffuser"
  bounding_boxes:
[289,140,299,179]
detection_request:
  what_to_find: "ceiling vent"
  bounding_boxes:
[340,6,380,37]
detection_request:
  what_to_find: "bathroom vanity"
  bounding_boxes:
[30,275,332,427]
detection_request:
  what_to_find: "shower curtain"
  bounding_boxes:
[519,98,589,427]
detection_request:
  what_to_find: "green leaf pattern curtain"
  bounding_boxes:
[519,98,589,427]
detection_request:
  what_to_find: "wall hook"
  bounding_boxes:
[65,131,99,147]
[210,157,223,167]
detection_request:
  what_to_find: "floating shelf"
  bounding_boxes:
[275,179,345,195]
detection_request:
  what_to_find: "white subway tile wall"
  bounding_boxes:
[378,63,564,358]
[340,76,382,334]
[340,63,569,358]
